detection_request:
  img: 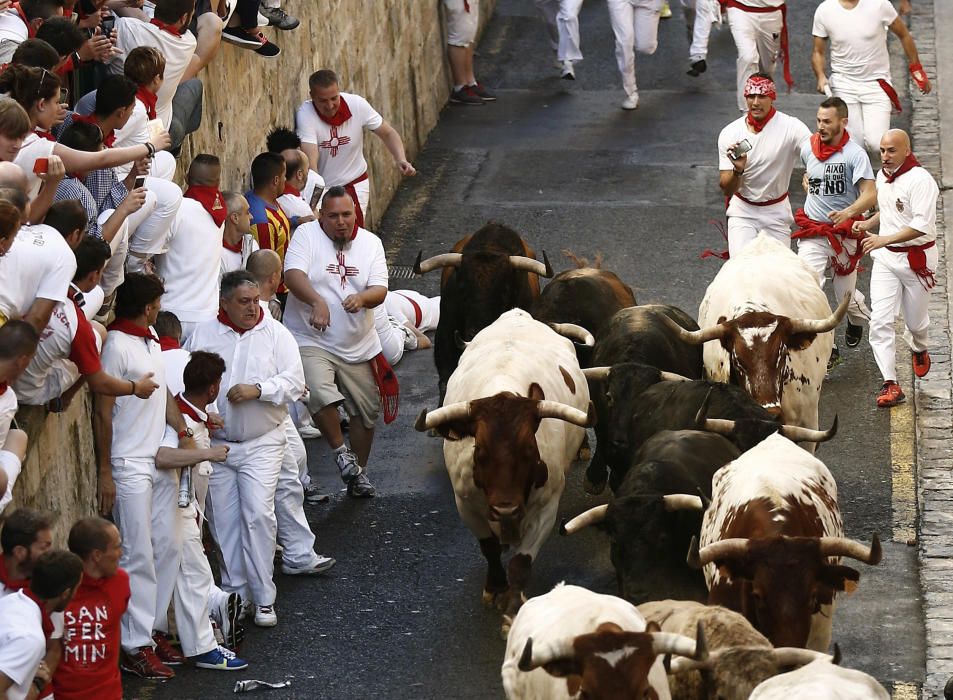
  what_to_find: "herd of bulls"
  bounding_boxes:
[411,223,888,699]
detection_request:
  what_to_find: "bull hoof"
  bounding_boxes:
[584,475,607,495]
[501,615,513,640]
[482,589,498,608]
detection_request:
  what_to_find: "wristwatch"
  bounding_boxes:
[255,383,263,398]
[178,427,194,440]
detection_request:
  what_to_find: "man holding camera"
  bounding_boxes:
[717,72,811,256]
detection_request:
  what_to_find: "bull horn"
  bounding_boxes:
[536,400,595,428]
[788,293,851,335]
[669,654,715,674]
[560,504,609,535]
[454,330,469,350]
[662,314,728,346]
[702,418,737,436]
[542,250,554,278]
[651,625,706,661]
[413,252,463,275]
[659,371,691,382]
[662,494,705,512]
[695,538,751,568]
[416,401,472,431]
[582,366,610,381]
[509,255,551,277]
[778,415,839,443]
[549,323,595,347]
[818,533,882,565]
[772,647,834,668]
[694,387,714,427]
[832,643,842,666]
[518,635,574,672]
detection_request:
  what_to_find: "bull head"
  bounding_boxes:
[413,250,554,277]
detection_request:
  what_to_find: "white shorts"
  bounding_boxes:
[445,0,479,46]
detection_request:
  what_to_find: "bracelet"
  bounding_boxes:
[129,379,136,396]
[144,142,156,158]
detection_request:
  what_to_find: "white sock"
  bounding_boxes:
[454,84,465,91]
[333,444,348,455]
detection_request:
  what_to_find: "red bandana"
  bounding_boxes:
[884,153,921,183]
[316,94,352,127]
[72,113,115,147]
[0,381,7,395]
[175,394,213,429]
[34,128,55,142]
[810,130,850,162]
[282,183,302,198]
[744,75,777,100]
[107,318,159,343]
[12,3,36,38]
[149,17,182,36]
[158,335,180,351]
[0,556,26,589]
[136,86,158,120]
[746,106,777,134]
[217,307,264,335]
[222,238,243,253]
[23,588,54,638]
[184,185,228,227]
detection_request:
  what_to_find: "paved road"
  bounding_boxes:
[128,1,924,698]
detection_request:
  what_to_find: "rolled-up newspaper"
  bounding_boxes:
[233,679,292,693]
[146,119,166,142]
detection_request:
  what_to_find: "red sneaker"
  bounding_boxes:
[152,632,186,665]
[913,350,931,378]
[120,646,175,679]
[876,381,906,408]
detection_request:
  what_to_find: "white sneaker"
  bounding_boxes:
[560,60,575,80]
[254,604,277,627]
[281,555,336,576]
[621,95,639,110]
[297,425,322,439]
[257,11,268,26]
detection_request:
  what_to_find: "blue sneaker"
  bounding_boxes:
[192,646,248,671]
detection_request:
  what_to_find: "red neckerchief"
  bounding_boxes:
[175,394,212,429]
[0,381,7,396]
[746,106,777,134]
[0,556,27,591]
[34,127,55,142]
[217,307,264,335]
[158,335,180,351]
[149,17,182,36]
[23,589,54,638]
[72,113,115,147]
[222,237,243,253]
[282,183,302,198]
[107,318,159,343]
[184,185,228,227]
[811,130,850,162]
[136,86,158,120]
[316,94,352,127]
[884,153,921,184]
[12,3,36,38]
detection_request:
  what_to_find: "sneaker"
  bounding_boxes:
[913,350,931,378]
[469,82,497,101]
[192,645,249,671]
[258,5,299,29]
[152,632,186,665]
[876,381,905,408]
[560,60,575,80]
[335,447,362,483]
[282,555,336,575]
[660,1,672,18]
[347,470,376,498]
[237,599,254,622]
[253,34,281,58]
[121,647,175,679]
[845,321,863,348]
[254,605,278,627]
[621,94,639,110]
[687,59,707,77]
[449,86,483,105]
[827,344,842,371]
[221,26,262,47]
[211,592,243,651]
[297,425,323,439]
[304,483,330,504]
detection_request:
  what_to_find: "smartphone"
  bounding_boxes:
[730,139,752,160]
[59,87,69,105]
[134,175,146,189]
[100,15,116,34]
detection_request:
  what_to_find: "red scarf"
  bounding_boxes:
[746,106,777,134]
[0,556,26,590]
[792,209,865,276]
[175,394,212,429]
[0,381,7,396]
[282,183,302,198]
[184,185,228,227]
[884,153,921,183]
[12,3,36,38]
[217,307,263,335]
[222,237,243,253]
[158,335,180,351]
[136,86,158,120]
[34,128,55,142]
[810,130,850,162]
[316,95,352,127]
[23,588,54,638]
[72,113,115,147]
[107,318,159,343]
[370,353,399,424]
[149,17,182,36]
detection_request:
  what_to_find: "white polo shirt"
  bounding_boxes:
[0,590,46,700]
[295,93,383,186]
[0,224,77,323]
[875,165,938,246]
[813,0,897,83]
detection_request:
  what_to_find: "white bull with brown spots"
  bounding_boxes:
[749,658,890,699]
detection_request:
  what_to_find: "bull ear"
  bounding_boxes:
[541,658,582,678]
[528,382,546,402]
[818,564,861,596]
[533,459,549,489]
[787,331,819,351]
[715,557,754,583]
[435,418,474,442]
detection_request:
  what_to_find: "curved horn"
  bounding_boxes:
[669,654,715,674]
[659,371,692,382]
[694,388,714,427]
[542,250,554,278]
[560,504,609,535]
[662,494,705,512]
[772,647,834,668]
[582,366,611,381]
[702,418,737,436]
[695,538,751,567]
[788,293,851,335]
[416,401,472,431]
[818,533,883,565]
[414,252,463,275]
[518,635,575,672]
[454,330,469,351]
[778,415,839,443]
[832,643,842,666]
[549,323,595,347]
[536,400,595,428]
[661,314,729,346]
[651,626,706,660]
[509,255,550,277]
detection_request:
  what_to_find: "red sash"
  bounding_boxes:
[369,353,399,424]
[343,172,369,228]
[876,79,902,114]
[886,240,936,290]
[721,0,792,89]
[792,209,865,276]
[396,292,422,327]
[734,191,789,207]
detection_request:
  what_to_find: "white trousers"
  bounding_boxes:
[99,211,132,299]
[276,417,320,569]
[681,0,716,62]
[607,0,662,98]
[727,6,781,111]
[207,427,284,606]
[167,503,217,657]
[830,73,892,154]
[727,213,791,257]
[796,238,870,326]
[125,176,183,258]
[535,0,584,62]
[868,245,937,382]
[113,458,182,652]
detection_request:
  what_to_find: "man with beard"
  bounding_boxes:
[283,187,388,499]
[793,97,876,357]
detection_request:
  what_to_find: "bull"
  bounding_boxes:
[749,658,889,699]
[692,433,882,651]
[415,310,592,636]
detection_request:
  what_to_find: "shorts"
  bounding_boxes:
[444,0,479,47]
[300,346,380,429]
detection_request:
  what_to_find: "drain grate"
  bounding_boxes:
[388,264,420,280]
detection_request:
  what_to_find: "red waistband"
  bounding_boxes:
[734,191,789,207]
[887,240,935,253]
[876,79,902,114]
[345,172,369,187]
[721,0,782,13]
[396,292,422,327]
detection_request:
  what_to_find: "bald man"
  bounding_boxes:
[277,150,322,231]
[221,192,259,276]
[854,129,939,407]
[247,249,283,321]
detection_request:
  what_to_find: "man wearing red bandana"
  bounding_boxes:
[717,73,810,256]
[793,97,876,356]
[853,129,939,407]
[722,0,791,113]
[0,0,63,58]
[296,69,416,228]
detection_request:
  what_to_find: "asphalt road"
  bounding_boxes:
[128,1,924,698]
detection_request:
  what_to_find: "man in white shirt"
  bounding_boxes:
[854,129,939,408]
[0,0,63,64]
[284,187,389,499]
[0,322,38,513]
[723,0,791,113]
[606,0,662,110]
[812,0,931,153]
[220,191,258,276]
[535,0,584,80]
[185,270,306,628]
[296,69,416,227]
[717,73,811,256]
[277,149,320,231]
[376,290,438,367]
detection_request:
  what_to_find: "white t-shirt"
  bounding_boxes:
[875,165,938,245]
[277,190,313,226]
[161,347,190,397]
[156,198,223,324]
[0,590,46,700]
[295,93,383,186]
[0,384,16,449]
[718,111,811,219]
[801,138,874,222]
[113,99,150,150]
[813,0,897,83]
[100,328,167,460]
[283,224,388,362]
[220,234,259,277]
[384,290,440,332]
[109,18,196,128]
[0,224,77,323]
[13,133,55,200]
